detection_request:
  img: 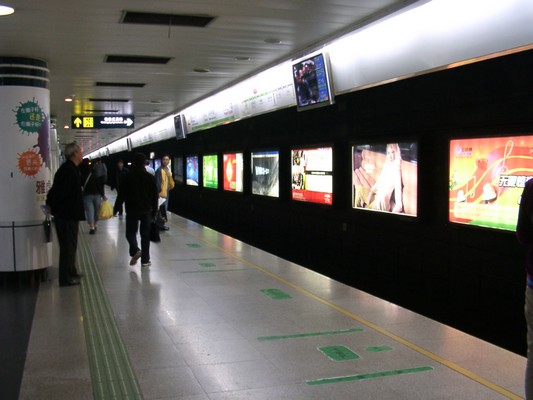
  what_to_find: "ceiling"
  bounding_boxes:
[0,0,414,153]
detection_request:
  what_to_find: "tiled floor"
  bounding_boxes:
[16,201,527,399]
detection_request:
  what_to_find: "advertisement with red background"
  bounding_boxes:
[223,153,243,192]
[449,135,533,231]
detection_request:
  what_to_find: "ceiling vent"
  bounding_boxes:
[105,55,172,64]
[121,11,215,28]
[89,98,130,103]
[95,82,146,88]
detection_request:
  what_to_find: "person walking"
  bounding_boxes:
[80,158,106,234]
[114,153,158,267]
[46,142,85,286]
[111,159,129,216]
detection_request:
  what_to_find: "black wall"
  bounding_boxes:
[108,49,533,355]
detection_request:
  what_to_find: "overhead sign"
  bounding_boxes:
[71,115,135,129]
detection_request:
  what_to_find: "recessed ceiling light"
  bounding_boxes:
[0,5,15,16]
[193,67,210,73]
[264,38,282,44]
[64,97,73,102]
[234,57,251,61]
[63,125,70,129]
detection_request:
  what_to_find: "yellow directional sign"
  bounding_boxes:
[71,115,134,129]
[72,116,94,129]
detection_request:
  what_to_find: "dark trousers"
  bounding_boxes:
[159,198,168,220]
[156,199,167,228]
[54,218,79,283]
[125,212,152,264]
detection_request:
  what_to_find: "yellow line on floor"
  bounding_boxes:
[174,222,523,400]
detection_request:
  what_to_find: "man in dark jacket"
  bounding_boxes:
[517,177,533,399]
[46,142,85,286]
[114,153,158,267]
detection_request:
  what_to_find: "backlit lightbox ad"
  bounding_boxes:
[449,135,533,231]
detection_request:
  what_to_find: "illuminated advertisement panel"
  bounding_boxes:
[223,153,243,192]
[203,154,218,189]
[449,135,533,231]
[291,147,333,205]
[352,142,418,216]
[186,155,199,186]
[251,150,279,197]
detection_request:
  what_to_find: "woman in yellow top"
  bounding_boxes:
[155,154,175,230]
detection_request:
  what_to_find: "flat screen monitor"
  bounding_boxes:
[223,153,243,192]
[292,52,334,111]
[174,114,186,140]
[186,155,199,186]
[173,156,184,184]
[449,135,533,231]
[203,154,218,189]
[251,150,279,197]
[291,146,333,205]
[352,142,418,217]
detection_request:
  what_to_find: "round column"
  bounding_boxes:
[0,57,52,272]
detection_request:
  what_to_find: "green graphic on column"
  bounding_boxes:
[14,99,44,134]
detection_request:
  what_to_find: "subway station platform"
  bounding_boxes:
[13,198,527,399]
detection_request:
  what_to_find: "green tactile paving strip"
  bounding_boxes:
[257,328,363,341]
[306,366,434,385]
[77,233,144,400]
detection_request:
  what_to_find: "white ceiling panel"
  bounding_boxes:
[0,0,411,152]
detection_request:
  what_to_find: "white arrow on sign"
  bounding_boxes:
[125,118,133,127]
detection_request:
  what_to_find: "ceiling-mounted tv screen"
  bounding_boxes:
[223,153,243,192]
[203,154,218,189]
[251,150,279,197]
[291,146,333,205]
[292,52,334,111]
[449,135,533,231]
[174,114,187,140]
[352,142,418,217]
[186,155,199,186]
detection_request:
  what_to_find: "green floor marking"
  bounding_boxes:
[77,232,144,399]
[199,262,216,267]
[170,257,228,262]
[257,328,363,341]
[319,346,360,361]
[306,366,433,385]
[366,346,393,352]
[180,268,247,274]
[186,243,201,248]
[260,288,292,300]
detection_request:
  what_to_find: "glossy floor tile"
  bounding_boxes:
[16,199,527,399]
